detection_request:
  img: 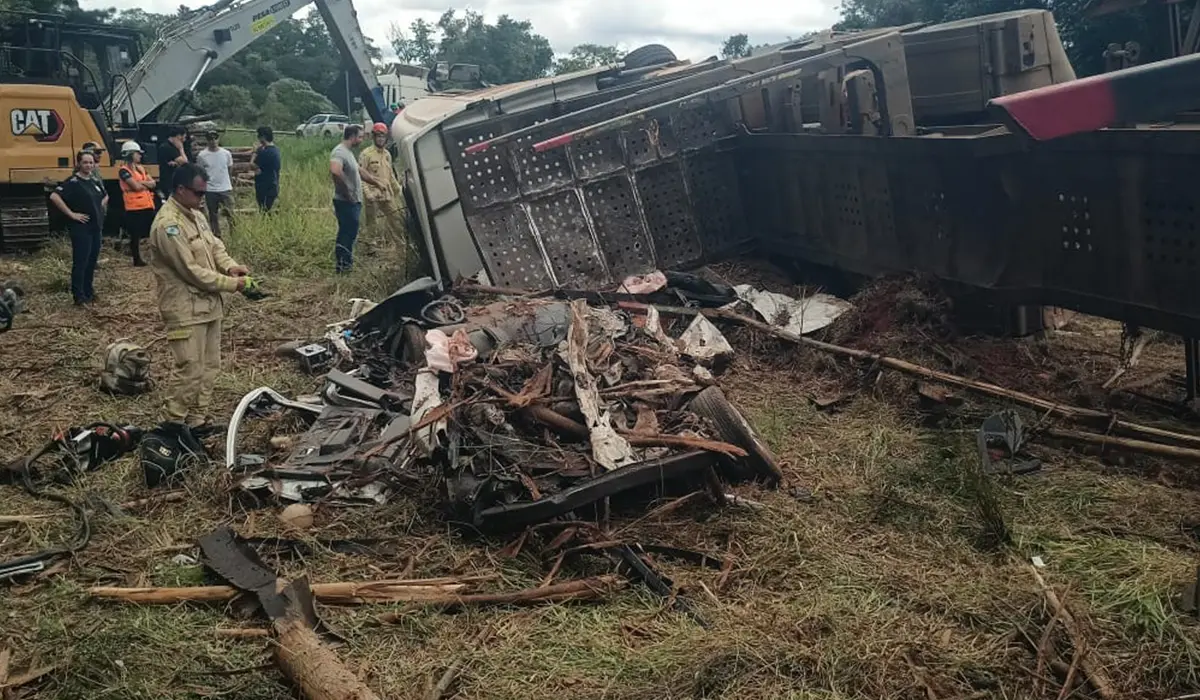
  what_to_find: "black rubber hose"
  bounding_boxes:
[0,437,93,578]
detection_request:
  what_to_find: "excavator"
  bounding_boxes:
[0,0,387,251]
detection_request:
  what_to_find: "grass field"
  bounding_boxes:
[1,138,1199,699]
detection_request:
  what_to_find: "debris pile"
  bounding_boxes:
[233,275,788,535]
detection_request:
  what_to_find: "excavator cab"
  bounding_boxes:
[0,10,145,250]
[1,12,141,114]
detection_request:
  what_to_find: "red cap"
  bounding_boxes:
[372,122,388,134]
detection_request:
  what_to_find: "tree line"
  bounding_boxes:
[0,0,1172,129]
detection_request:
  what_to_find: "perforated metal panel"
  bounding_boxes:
[737,130,1200,337]
[444,98,750,287]
[583,177,655,274]
[467,207,553,289]
[1141,189,1197,269]
[571,131,624,180]
[528,190,608,286]
[450,127,521,210]
[687,152,745,253]
[637,161,701,269]
[513,135,574,196]
[671,103,732,153]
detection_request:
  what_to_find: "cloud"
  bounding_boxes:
[95,0,842,62]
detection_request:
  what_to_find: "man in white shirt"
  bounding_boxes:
[195,129,235,237]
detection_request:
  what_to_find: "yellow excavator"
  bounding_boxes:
[0,12,149,248]
[0,0,387,251]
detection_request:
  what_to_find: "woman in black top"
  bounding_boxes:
[49,151,108,305]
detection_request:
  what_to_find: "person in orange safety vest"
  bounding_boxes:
[119,140,157,267]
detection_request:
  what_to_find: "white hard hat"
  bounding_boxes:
[120,141,143,155]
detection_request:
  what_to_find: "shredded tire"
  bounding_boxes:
[688,386,783,484]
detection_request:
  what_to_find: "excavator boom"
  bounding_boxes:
[106,0,385,125]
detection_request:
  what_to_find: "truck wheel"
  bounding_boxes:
[624,44,676,70]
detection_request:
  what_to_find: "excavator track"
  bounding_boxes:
[0,196,51,252]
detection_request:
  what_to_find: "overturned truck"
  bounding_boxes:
[392,10,1200,392]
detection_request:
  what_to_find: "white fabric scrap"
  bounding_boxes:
[677,314,734,365]
[565,300,637,470]
[410,368,446,456]
[324,325,353,360]
[642,305,677,353]
[349,297,377,317]
[733,285,852,336]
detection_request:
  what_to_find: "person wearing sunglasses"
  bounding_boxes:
[146,163,252,428]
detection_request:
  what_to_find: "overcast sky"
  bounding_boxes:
[86,0,843,63]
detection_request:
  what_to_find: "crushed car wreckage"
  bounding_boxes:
[229,274,798,533]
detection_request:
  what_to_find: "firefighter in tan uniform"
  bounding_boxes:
[147,163,252,426]
[358,122,404,247]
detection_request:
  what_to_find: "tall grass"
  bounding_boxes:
[219,136,344,277]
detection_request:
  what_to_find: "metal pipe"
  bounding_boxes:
[188,50,217,92]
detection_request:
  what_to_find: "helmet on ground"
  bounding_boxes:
[121,141,143,155]
[372,122,388,134]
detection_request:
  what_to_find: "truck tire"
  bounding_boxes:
[623,44,677,70]
[687,386,783,484]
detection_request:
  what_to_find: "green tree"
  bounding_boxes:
[387,10,555,84]
[0,0,112,22]
[389,18,436,65]
[199,84,256,125]
[112,8,172,40]
[192,13,380,107]
[720,33,751,59]
[554,43,622,74]
[259,78,338,128]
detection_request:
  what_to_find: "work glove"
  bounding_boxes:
[240,276,268,301]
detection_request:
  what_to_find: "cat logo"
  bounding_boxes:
[10,109,64,142]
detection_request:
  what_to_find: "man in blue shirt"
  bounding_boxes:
[250,126,281,212]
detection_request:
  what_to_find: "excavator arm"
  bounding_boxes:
[106,0,385,126]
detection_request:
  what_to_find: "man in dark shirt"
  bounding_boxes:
[156,125,189,200]
[251,126,281,212]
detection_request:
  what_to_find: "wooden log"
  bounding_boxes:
[377,575,623,622]
[216,628,271,639]
[0,665,55,692]
[89,579,473,605]
[1029,567,1117,700]
[0,515,50,525]
[272,615,381,700]
[118,491,187,510]
[520,404,748,458]
[1045,427,1200,462]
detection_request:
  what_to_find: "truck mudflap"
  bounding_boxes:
[989,52,1200,140]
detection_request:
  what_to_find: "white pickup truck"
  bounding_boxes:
[295,113,354,138]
